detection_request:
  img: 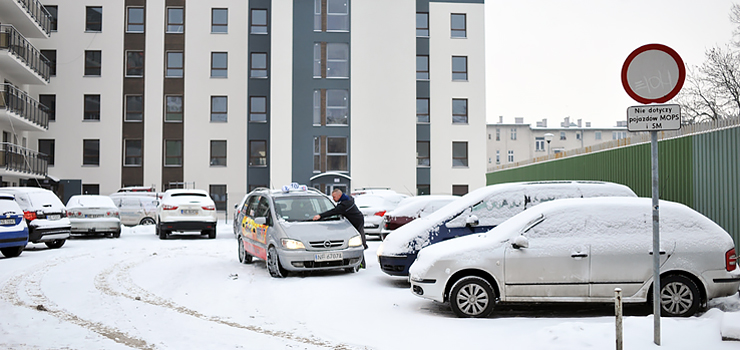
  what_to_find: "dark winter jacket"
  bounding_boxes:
[318,194,364,231]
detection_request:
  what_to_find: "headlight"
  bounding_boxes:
[376,242,384,257]
[348,235,362,247]
[281,238,305,250]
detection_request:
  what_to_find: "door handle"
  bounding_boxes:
[571,253,588,258]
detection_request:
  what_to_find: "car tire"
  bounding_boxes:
[113,229,121,238]
[449,276,496,318]
[267,246,287,278]
[208,229,216,239]
[45,239,66,249]
[657,274,701,317]
[139,217,156,226]
[0,246,24,258]
[345,264,361,273]
[158,225,168,240]
[238,236,253,264]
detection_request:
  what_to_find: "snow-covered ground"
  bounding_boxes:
[0,223,738,350]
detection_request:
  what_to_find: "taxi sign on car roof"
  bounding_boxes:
[282,183,308,193]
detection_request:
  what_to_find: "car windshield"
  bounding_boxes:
[274,196,337,222]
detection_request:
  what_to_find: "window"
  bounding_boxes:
[249,52,266,78]
[165,96,183,122]
[84,95,100,121]
[211,96,227,122]
[576,132,581,140]
[125,95,143,121]
[326,43,348,78]
[166,52,183,77]
[452,99,467,124]
[313,43,321,78]
[508,150,514,163]
[127,7,144,32]
[210,185,227,211]
[416,12,429,36]
[83,139,100,166]
[210,52,228,78]
[313,91,321,125]
[613,131,627,140]
[210,140,227,166]
[417,55,429,80]
[249,96,266,122]
[126,51,144,77]
[417,184,430,195]
[167,8,184,33]
[38,139,55,166]
[452,185,469,196]
[417,98,429,123]
[417,141,430,166]
[451,13,466,38]
[326,90,348,125]
[212,8,228,33]
[39,94,56,121]
[86,6,102,32]
[249,140,267,166]
[496,150,500,164]
[535,137,545,152]
[313,137,320,172]
[82,184,100,195]
[452,56,467,81]
[560,131,566,140]
[327,137,347,171]
[45,6,58,31]
[124,139,142,166]
[326,0,349,31]
[164,140,182,166]
[495,128,500,141]
[85,50,101,76]
[41,50,56,76]
[250,9,267,34]
[313,0,321,31]
[452,141,468,167]
[510,128,517,140]
[595,131,602,140]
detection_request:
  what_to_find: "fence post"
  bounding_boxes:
[615,288,623,350]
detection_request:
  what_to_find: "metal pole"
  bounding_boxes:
[615,288,623,350]
[651,131,661,346]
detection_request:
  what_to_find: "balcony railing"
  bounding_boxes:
[0,25,51,82]
[0,83,50,129]
[12,0,52,36]
[0,142,48,177]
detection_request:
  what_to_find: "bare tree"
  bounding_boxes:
[677,46,740,123]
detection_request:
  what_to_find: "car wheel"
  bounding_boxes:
[113,229,121,238]
[45,239,66,249]
[158,225,168,240]
[345,264,361,273]
[208,229,216,239]
[267,246,287,278]
[449,276,496,318]
[0,246,24,258]
[658,274,701,317]
[238,236,253,264]
[139,217,156,226]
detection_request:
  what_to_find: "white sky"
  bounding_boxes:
[485,0,737,127]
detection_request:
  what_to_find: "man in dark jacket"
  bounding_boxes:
[313,189,367,251]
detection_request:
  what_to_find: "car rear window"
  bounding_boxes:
[27,191,65,209]
[171,193,207,197]
[67,195,115,208]
[0,197,22,213]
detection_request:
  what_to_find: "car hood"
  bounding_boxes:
[279,219,358,241]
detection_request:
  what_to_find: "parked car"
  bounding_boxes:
[0,193,28,258]
[66,195,122,238]
[0,187,70,249]
[111,195,157,226]
[380,195,458,240]
[377,181,637,276]
[354,190,409,238]
[409,197,740,318]
[234,185,365,277]
[156,189,218,239]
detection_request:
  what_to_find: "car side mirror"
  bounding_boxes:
[254,217,267,226]
[512,235,529,249]
[466,214,479,227]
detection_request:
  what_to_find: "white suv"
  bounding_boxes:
[156,189,218,239]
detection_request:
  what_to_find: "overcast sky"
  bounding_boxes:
[485,0,737,127]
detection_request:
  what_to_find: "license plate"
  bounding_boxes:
[181,209,198,215]
[314,252,343,262]
[85,214,103,218]
[47,214,61,220]
[0,218,15,225]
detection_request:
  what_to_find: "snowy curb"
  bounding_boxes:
[721,311,740,341]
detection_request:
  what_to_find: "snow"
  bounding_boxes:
[1,222,739,349]
[384,195,458,217]
[67,195,117,208]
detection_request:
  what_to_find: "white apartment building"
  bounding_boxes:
[20,0,485,210]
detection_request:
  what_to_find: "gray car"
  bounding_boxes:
[234,185,365,277]
[111,195,158,226]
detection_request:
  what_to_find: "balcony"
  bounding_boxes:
[0,0,52,38]
[0,25,51,84]
[0,84,49,132]
[0,142,48,179]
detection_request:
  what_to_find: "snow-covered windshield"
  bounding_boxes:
[27,191,64,210]
[67,195,116,208]
[274,196,336,222]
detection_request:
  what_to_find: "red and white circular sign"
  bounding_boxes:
[621,44,685,104]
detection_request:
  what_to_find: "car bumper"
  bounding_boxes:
[364,216,384,235]
[378,254,417,276]
[70,218,121,233]
[278,247,365,271]
[0,228,29,248]
[703,268,740,299]
[410,277,447,303]
[160,221,217,232]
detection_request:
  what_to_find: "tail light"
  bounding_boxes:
[23,211,37,221]
[727,248,737,272]
[374,210,386,217]
[162,205,178,211]
[202,205,216,211]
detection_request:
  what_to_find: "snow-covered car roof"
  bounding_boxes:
[385,195,459,217]
[0,187,65,211]
[66,195,116,208]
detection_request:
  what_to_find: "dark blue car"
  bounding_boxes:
[0,193,29,258]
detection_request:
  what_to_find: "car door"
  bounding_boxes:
[117,197,143,225]
[241,195,271,260]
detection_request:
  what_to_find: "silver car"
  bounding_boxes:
[111,195,158,226]
[409,197,740,318]
[235,186,365,277]
[66,195,122,238]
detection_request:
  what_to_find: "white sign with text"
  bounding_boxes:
[627,104,681,131]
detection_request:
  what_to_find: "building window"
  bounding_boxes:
[250,9,267,34]
[124,139,142,166]
[452,56,467,81]
[452,185,469,196]
[416,12,429,36]
[41,50,56,76]
[39,94,55,121]
[211,52,228,78]
[313,91,321,125]
[127,7,144,33]
[313,43,322,78]
[327,137,348,171]
[167,8,184,33]
[327,0,349,31]
[508,150,514,163]
[166,52,183,77]
[84,95,100,121]
[165,96,183,122]
[560,131,566,140]
[417,98,429,123]
[326,43,348,78]
[576,132,581,140]
[126,51,144,77]
[210,140,227,166]
[84,50,102,76]
[535,137,545,152]
[250,52,267,78]
[313,137,321,172]
[212,8,228,33]
[595,131,602,140]
[417,141,430,167]
[125,95,143,122]
[495,128,500,141]
[38,139,55,166]
[417,184,430,195]
[249,96,266,123]
[613,131,627,140]
[45,6,58,31]
[496,150,500,164]
[82,184,100,195]
[326,90,348,125]
[452,99,467,124]
[86,6,102,32]
[510,128,517,140]
[417,55,429,80]
[452,141,468,167]
[451,13,466,38]
[164,140,182,166]
[313,0,321,31]
[83,139,100,166]
[210,96,227,122]
[249,140,267,166]
[209,185,227,211]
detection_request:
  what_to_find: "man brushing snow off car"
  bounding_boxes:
[314,189,367,251]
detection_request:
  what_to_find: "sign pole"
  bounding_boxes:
[651,131,661,346]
